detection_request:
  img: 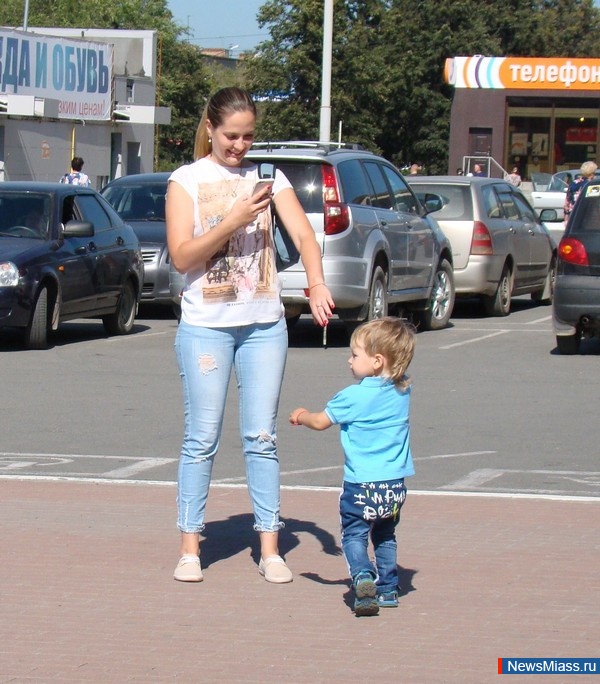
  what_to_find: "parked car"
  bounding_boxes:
[0,182,143,349]
[101,173,171,306]
[553,181,600,354]
[233,142,455,331]
[408,176,557,316]
[531,169,580,222]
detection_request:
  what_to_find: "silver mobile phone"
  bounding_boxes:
[252,179,274,195]
[253,162,276,195]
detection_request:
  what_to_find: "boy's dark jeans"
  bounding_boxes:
[339,479,406,593]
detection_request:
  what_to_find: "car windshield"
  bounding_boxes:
[411,184,473,221]
[102,183,166,221]
[531,172,552,192]
[0,192,51,239]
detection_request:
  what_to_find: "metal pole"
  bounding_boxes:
[319,0,333,143]
[23,0,30,31]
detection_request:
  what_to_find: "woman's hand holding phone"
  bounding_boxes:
[252,180,274,197]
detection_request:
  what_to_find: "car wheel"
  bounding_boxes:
[556,333,581,355]
[24,286,49,350]
[531,256,555,304]
[482,264,512,316]
[367,266,388,320]
[103,280,137,335]
[417,259,455,331]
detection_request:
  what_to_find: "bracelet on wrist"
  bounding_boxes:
[309,282,326,290]
[295,410,308,424]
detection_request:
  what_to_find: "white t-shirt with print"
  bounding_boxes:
[169,157,292,328]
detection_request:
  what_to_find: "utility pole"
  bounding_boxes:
[23,0,30,31]
[319,0,333,142]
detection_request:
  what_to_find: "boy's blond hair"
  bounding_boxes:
[350,317,415,389]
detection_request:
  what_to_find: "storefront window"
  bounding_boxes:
[507,107,598,177]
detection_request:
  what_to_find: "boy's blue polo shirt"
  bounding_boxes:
[325,376,415,484]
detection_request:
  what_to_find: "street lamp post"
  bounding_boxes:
[23,0,30,31]
[319,0,333,142]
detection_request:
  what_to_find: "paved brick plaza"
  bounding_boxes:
[1,480,598,683]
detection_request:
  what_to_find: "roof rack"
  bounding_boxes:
[251,140,365,152]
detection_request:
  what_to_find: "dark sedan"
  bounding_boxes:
[0,182,144,349]
[553,181,600,354]
[100,173,170,306]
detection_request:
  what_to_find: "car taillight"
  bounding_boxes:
[470,221,493,255]
[322,165,349,235]
[558,237,589,265]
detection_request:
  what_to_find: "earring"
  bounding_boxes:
[208,137,212,143]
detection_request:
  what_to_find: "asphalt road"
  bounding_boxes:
[1,297,599,499]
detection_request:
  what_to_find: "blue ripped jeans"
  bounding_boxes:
[175,318,288,534]
[339,479,407,593]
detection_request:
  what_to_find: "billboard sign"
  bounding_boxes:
[0,28,113,120]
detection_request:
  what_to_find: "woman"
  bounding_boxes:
[166,87,334,584]
[506,166,522,187]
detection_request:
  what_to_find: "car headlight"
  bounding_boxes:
[0,262,19,287]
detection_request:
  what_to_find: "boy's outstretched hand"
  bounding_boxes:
[289,408,308,426]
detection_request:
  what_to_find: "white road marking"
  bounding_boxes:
[526,315,552,324]
[107,330,173,342]
[102,458,175,478]
[215,465,342,484]
[0,452,176,477]
[441,468,506,488]
[440,330,509,349]
[0,474,597,502]
[1,452,598,501]
[414,450,496,461]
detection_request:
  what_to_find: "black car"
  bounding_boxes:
[0,182,144,349]
[553,181,600,354]
[100,173,171,306]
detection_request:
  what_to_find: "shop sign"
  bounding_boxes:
[445,56,600,91]
[0,28,113,120]
[565,127,597,143]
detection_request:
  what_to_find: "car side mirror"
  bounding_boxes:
[62,220,94,238]
[539,208,558,222]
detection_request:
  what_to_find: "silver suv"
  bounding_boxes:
[245,142,455,330]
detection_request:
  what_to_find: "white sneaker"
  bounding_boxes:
[173,554,203,582]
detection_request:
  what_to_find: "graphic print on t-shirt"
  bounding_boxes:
[195,177,277,304]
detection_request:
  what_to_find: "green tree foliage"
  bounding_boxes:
[0,0,212,169]
[246,0,600,173]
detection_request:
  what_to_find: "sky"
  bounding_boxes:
[166,0,269,55]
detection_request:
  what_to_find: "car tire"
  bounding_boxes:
[556,333,581,355]
[417,259,455,331]
[531,256,555,304]
[482,264,512,316]
[103,280,137,335]
[24,286,49,350]
[367,266,388,320]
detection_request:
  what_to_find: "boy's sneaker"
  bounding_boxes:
[377,590,399,608]
[353,570,379,617]
[354,596,379,616]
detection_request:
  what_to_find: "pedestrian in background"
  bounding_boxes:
[564,161,598,224]
[59,157,90,186]
[505,166,522,187]
[166,87,334,585]
[289,317,415,616]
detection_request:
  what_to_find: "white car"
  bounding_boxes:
[530,170,581,222]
